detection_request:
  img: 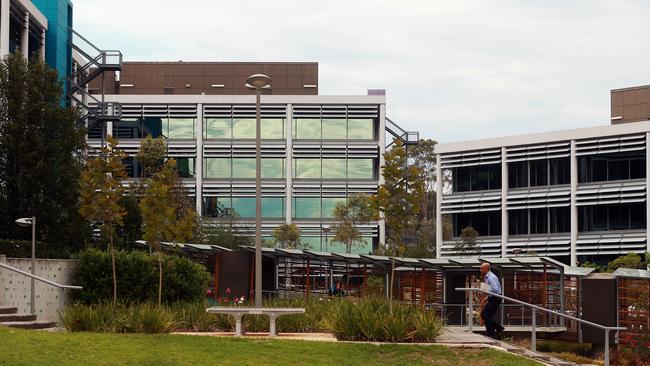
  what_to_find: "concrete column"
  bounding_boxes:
[378,104,387,248]
[570,140,578,266]
[436,156,443,258]
[106,121,113,137]
[646,132,650,256]
[285,103,293,223]
[196,104,204,215]
[0,0,9,57]
[20,13,28,58]
[40,28,45,60]
[501,147,508,258]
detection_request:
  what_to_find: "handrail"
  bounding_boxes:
[0,262,82,290]
[456,287,624,366]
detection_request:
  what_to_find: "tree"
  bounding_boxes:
[372,139,425,299]
[0,54,87,250]
[272,223,302,249]
[408,139,438,221]
[136,135,166,178]
[78,136,128,307]
[453,226,479,257]
[196,217,254,249]
[331,194,374,254]
[607,253,644,273]
[140,159,197,306]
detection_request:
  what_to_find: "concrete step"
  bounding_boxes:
[0,313,37,322]
[0,320,58,329]
[0,306,18,314]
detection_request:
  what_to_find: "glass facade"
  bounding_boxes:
[204,158,285,179]
[114,118,194,139]
[509,158,570,188]
[508,207,570,235]
[294,159,374,180]
[453,212,501,237]
[293,118,375,140]
[205,118,285,139]
[579,152,646,183]
[173,158,195,178]
[579,203,646,232]
[452,164,501,192]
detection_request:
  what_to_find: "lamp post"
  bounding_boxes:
[246,73,271,308]
[15,217,36,314]
[322,227,331,252]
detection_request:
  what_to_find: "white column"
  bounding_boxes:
[501,147,508,258]
[0,0,9,57]
[570,140,578,266]
[378,103,387,248]
[39,28,45,61]
[106,121,113,137]
[435,156,443,258]
[646,132,650,257]
[20,12,28,58]
[196,104,204,215]
[285,103,293,223]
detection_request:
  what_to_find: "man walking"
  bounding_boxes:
[480,263,505,339]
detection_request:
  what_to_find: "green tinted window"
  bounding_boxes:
[322,197,346,218]
[143,117,164,138]
[232,197,256,218]
[233,118,256,139]
[327,237,371,254]
[322,119,347,140]
[262,197,284,218]
[233,158,256,178]
[348,159,374,179]
[205,118,231,139]
[261,119,284,139]
[294,119,321,139]
[348,119,374,140]
[168,118,195,138]
[300,236,321,251]
[322,159,347,179]
[174,158,195,178]
[202,196,233,217]
[262,158,284,179]
[294,159,321,179]
[293,197,321,218]
[204,158,231,178]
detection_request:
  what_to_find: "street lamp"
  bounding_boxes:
[15,217,36,314]
[246,73,271,308]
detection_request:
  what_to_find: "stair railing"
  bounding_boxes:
[456,287,624,366]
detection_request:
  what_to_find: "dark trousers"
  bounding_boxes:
[481,297,504,337]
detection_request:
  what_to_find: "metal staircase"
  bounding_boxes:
[385,117,419,148]
[67,29,122,133]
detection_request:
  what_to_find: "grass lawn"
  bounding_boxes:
[0,327,540,366]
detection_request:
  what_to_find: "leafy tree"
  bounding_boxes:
[607,253,644,273]
[408,139,437,221]
[331,194,374,254]
[0,54,87,250]
[140,159,197,306]
[195,217,254,249]
[78,136,128,307]
[372,139,424,299]
[273,223,302,249]
[136,135,166,178]
[453,226,479,257]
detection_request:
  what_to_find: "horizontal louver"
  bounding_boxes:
[575,134,645,156]
[440,149,501,168]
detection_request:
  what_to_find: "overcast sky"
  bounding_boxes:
[74,0,650,143]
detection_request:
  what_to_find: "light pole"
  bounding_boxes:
[322,227,331,252]
[15,217,36,314]
[246,73,271,308]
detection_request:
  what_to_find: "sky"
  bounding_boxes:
[74,0,650,143]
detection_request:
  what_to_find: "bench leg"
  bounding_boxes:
[235,314,243,337]
[269,314,277,337]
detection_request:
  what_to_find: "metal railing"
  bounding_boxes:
[456,287,624,366]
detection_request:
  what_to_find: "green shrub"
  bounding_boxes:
[536,340,591,357]
[0,239,72,259]
[72,248,210,304]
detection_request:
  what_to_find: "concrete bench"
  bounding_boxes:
[206,307,305,337]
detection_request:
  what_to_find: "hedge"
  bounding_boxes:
[0,239,72,259]
[72,248,211,304]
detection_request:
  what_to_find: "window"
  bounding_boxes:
[453,212,500,237]
[294,159,321,179]
[202,196,232,217]
[579,203,647,232]
[261,119,284,139]
[205,118,231,139]
[294,119,321,139]
[348,119,374,140]
[261,158,285,179]
[114,118,142,139]
[204,158,231,178]
[529,208,548,234]
[168,118,194,138]
[530,160,548,186]
[232,118,256,139]
[508,162,528,188]
[262,197,284,218]
[508,158,569,188]
[322,159,347,179]
[321,197,346,218]
[232,158,256,179]
[173,158,195,178]
[143,117,164,137]
[452,164,501,192]
[300,237,321,251]
[579,152,646,183]
[322,119,347,140]
[232,197,256,218]
[348,159,374,179]
[549,158,570,185]
[550,207,570,233]
[508,210,528,235]
[293,197,321,218]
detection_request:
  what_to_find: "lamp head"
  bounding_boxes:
[245,74,271,89]
[15,218,33,227]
